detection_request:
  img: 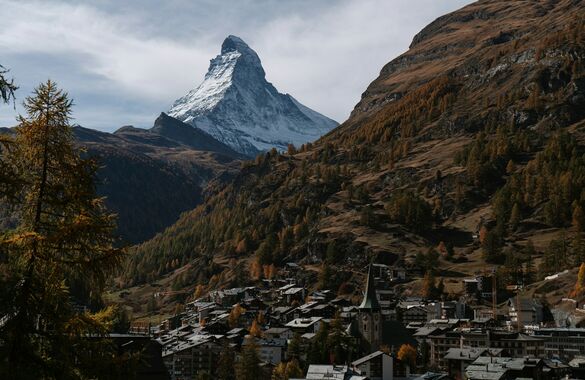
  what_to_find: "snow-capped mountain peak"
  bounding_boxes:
[168,35,338,156]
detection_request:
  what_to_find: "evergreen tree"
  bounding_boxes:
[287,333,302,363]
[325,240,341,263]
[523,241,536,284]
[482,229,503,263]
[216,341,235,380]
[307,322,329,364]
[0,80,126,378]
[509,203,521,231]
[326,313,356,363]
[318,263,333,290]
[573,204,585,232]
[237,339,262,380]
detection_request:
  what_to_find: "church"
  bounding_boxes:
[357,264,383,352]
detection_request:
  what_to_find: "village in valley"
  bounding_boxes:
[3,0,585,379]
[123,260,585,380]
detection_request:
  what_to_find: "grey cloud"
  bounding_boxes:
[0,0,472,131]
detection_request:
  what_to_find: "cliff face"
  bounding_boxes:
[124,0,585,304]
[349,0,584,123]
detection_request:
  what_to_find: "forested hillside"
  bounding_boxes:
[74,113,244,244]
[123,0,585,304]
[2,113,244,245]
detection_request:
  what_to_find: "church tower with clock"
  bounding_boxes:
[358,264,382,351]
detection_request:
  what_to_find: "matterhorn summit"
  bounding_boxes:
[168,35,338,156]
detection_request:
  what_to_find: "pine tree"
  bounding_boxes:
[287,333,302,362]
[0,80,125,378]
[573,204,585,232]
[509,203,521,231]
[318,263,333,290]
[216,341,235,380]
[524,241,536,284]
[237,338,262,380]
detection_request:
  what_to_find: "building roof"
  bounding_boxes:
[414,327,441,337]
[304,365,366,380]
[359,264,381,311]
[286,317,323,328]
[264,327,291,335]
[351,350,388,366]
[444,347,503,361]
[508,296,541,311]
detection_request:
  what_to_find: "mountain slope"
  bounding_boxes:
[124,0,585,302]
[2,113,243,245]
[75,114,244,244]
[168,35,338,156]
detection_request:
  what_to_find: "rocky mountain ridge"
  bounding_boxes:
[168,35,338,156]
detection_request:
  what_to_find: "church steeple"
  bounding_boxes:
[359,264,381,311]
[357,264,383,351]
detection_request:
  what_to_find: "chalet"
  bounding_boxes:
[401,305,429,325]
[286,317,323,335]
[270,305,296,324]
[240,297,267,311]
[351,350,393,380]
[507,297,543,328]
[304,303,337,319]
[465,357,544,380]
[242,336,286,365]
[463,276,493,300]
[444,347,503,380]
[300,364,365,380]
[533,328,585,361]
[309,289,335,303]
[162,335,223,380]
[283,287,306,304]
[264,327,294,340]
[389,266,407,281]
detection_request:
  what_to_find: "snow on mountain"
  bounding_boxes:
[168,35,338,156]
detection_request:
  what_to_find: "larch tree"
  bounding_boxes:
[576,263,585,295]
[0,64,17,105]
[0,65,20,199]
[271,359,303,380]
[397,344,417,369]
[0,80,126,379]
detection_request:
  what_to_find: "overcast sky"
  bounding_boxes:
[0,0,472,132]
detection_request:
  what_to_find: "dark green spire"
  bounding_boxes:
[359,264,381,311]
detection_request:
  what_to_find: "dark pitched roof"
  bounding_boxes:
[359,264,381,311]
[352,350,388,366]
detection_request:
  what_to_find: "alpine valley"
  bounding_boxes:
[119,0,585,318]
[5,0,585,378]
[0,36,339,245]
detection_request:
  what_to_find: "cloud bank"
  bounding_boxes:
[0,0,472,131]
